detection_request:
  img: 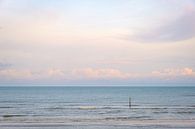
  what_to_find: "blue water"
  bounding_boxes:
[0,86,195,128]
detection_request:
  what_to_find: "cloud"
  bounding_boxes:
[0,67,194,85]
[71,68,132,79]
[128,8,195,42]
[46,69,63,76]
[0,67,194,80]
[152,67,194,76]
[72,67,195,80]
[0,62,12,69]
[0,68,66,80]
[0,69,33,79]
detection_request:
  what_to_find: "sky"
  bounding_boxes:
[0,0,195,86]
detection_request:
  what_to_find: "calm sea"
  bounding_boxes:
[0,86,195,129]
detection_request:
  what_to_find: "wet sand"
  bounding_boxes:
[1,117,195,129]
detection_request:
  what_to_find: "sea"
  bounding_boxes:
[0,86,195,129]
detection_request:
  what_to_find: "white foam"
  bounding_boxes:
[79,106,97,110]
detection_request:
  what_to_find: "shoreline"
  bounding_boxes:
[1,118,195,127]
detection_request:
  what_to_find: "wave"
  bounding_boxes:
[44,105,123,109]
[104,116,151,120]
[43,105,195,111]
[0,106,13,108]
[152,111,169,114]
[78,106,97,110]
[2,114,27,118]
[176,111,195,114]
[182,94,195,97]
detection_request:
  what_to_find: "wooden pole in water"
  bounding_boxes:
[129,97,131,109]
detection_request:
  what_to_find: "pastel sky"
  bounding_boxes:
[0,0,195,86]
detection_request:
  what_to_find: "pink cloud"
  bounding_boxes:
[0,69,33,79]
[0,67,194,82]
[182,67,193,75]
[184,3,195,13]
[0,68,66,80]
[71,68,131,79]
[47,68,65,77]
[152,67,194,76]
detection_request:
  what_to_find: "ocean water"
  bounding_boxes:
[0,86,195,129]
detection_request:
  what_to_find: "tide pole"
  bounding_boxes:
[129,97,131,109]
